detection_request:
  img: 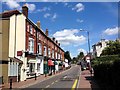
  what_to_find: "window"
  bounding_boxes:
[37,32,39,39]
[58,54,60,59]
[37,43,42,55]
[61,54,62,59]
[29,25,33,34]
[29,63,35,73]
[56,52,57,59]
[29,38,34,53]
[48,48,51,57]
[52,50,54,58]
[44,46,47,56]
[37,63,40,72]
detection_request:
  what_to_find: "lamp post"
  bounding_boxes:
[79,29,90,54]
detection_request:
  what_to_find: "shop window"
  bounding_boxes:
[37,63,40,72]
[29,63,35,73]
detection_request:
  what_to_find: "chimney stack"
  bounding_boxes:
[37,21,41,28]
[45,29,48,36]
[22,4,28,17]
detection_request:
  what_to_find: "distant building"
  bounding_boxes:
[0,5,64,83]
[92,39,108,58]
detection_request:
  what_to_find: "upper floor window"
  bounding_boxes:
[29,38,34,53]
[56,52,57,59]
[37,43,42,55]
[52,50,54,58]
[29,25,33,34]
[44,46,47,56]
[48,48,51,57]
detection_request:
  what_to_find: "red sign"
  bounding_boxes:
[17,51,23,56]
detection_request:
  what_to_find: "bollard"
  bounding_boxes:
[2,76,4,84]
[35,73,37,80]
[10,78,12,89]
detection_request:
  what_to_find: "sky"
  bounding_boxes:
[1,0,119,58]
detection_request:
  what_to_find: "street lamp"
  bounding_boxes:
[79,29,90,54]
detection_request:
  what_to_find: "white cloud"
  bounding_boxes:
[53,29,86,46]
[44,13,51,18]
[77,48,87,56]
[51,13,57,21]
[76,19,84,23]
[37,7,51,12]
[64,3,68,6]
[6,0,20,9]
[72,3,84,12]
[25,3,36,12]
[103,27,118,35]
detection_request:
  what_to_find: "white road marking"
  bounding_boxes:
[45,85,50,88]
[55,80,58,82]
[51,82,54,85]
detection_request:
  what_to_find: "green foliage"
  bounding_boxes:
[77,52,84,60]
[71,52,84,64]
[101,40,120,56]
[64,51,71,63]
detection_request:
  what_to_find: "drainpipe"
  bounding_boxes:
[14,14,17,58]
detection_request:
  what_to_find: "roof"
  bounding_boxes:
[0,9,64,52]
[0,10,21,18]
[9,57,23,64]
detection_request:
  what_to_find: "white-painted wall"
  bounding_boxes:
[93,40,108,57]
[15,14,26,81]
[9,15,16,57]
[40,58,44,74]
[9,14,27,81]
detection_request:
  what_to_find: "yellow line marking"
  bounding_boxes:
[45,85,50,88]
[51,82,54,85]
[71,79,78,90]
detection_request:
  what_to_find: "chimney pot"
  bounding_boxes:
[58,43,60,46]
[56,40,58,44]
[52,37,55,41]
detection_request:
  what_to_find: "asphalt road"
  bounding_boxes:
[22,65,81,90]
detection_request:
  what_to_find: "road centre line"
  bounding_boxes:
[71,79,78,90]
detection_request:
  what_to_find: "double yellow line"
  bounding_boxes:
[71,79,78,90]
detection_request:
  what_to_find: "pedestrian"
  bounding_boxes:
[89,67,93,76]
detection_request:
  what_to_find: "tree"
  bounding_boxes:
[77,52,84,60]
[64,51,72,63]
[101,40,120,56]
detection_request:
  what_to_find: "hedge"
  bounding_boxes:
[92,55,120,88]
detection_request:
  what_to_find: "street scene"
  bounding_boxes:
[0,0,120,90]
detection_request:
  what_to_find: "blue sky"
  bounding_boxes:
[1,1,119,58]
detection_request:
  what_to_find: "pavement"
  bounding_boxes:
[78,69,99,90]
